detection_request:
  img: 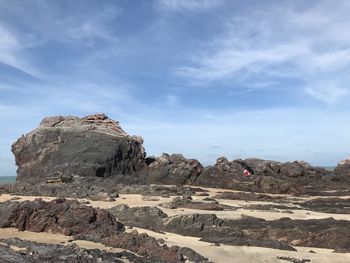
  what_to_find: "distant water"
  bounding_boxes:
[0,176,16,184]
[323,166,336,171]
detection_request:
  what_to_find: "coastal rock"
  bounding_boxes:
[146,153,204,185]
[12,113,146,183]
[335,158,350,176]
[0,238,156,263]
[0,199,208,262]
[195,157,328,193]
[108,204,168,232]
[2,198,124,239]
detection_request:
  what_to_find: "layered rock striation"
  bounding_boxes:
[12,113,146,183]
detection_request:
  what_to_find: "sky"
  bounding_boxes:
[1,0,350,176]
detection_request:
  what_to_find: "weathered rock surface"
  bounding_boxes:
[165,214,350,252]
[106,204,350,252]
[159,196,235,211]
[108,205,168,232]
[335,158,350,176]
[5,178,201,199]
[2,198,124,239]
[9,113,346,195]
[12,113,146,183]
[195,157,330,194]
[0,238,155,263]
[146,153,204,185]
[214,191,283,202]
[298,198,350,214]
[0,199,207,262]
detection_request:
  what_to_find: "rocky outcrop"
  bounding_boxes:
[12,113,146,183]
[195,157,329,193]
[146,153,204,185]
[335,158,350,176]
[0,199,207,262]
[108,204,168,232]
[7,177,201,199]
[10,113,336,194]
[0,238,157,263]
[2,198,124,239]
[106,204,350,252]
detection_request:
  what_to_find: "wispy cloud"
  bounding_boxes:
[0,25,39,77]
[174,1,350,104]
[157,0,222,11]
[165,94,180,107]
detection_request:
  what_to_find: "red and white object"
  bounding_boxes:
[243,169,251,176]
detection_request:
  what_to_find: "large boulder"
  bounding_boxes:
[335,158,350,176]
[12,113,146,183]
[194,157,247,189]
[146,153,204,185]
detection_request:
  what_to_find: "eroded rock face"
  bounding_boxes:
[12,113,146,183]
[0,199,208,263]
[195,157,328,193]
[108,204,168,232]
[146,153,204,185]
[2,198,124,239]
[335,158,350,176]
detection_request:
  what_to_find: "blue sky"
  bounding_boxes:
[1,0,350,176]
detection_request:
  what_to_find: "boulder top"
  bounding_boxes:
[38,113,131,139]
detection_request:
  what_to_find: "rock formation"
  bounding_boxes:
[0,238,158,263]
[0,199,208,262]
[107,204,350,253]
[12,113,146,183]
[146,153,204,185]
[10,113,335,194]
[335,158,350,176]
[195,157,329,193]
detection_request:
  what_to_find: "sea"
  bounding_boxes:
[0,176,16,184]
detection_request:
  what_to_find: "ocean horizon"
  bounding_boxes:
[0,176,16,184]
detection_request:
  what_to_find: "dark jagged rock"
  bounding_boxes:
[107,204,350,252]
[0,201,18,227]
[108,205,168,232]
[298,198,350,214]
[163,214,350,252]
[214,191,283,202]
[12,113,146,183]
[195,157,329,194]
[0,238,157,263]
[242,204,297,213]
[146,153,204,185]
[8,178,201,199]
[159,196,234,211]
[0,199,208,263]
[2,198,124,239]
[335,158,350,176]
[254,176,304,194]
[9,113,345,195]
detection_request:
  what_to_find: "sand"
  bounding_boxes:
[2,186,350,262]
[126,226,350,263]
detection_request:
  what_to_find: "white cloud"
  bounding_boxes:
[305,83,349,104]
[158,0,221,11]
[175,43,309,82]
[174,1,350,103]
[0,25,39,76]
[165,94,179,107]
[0,26,19,49]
